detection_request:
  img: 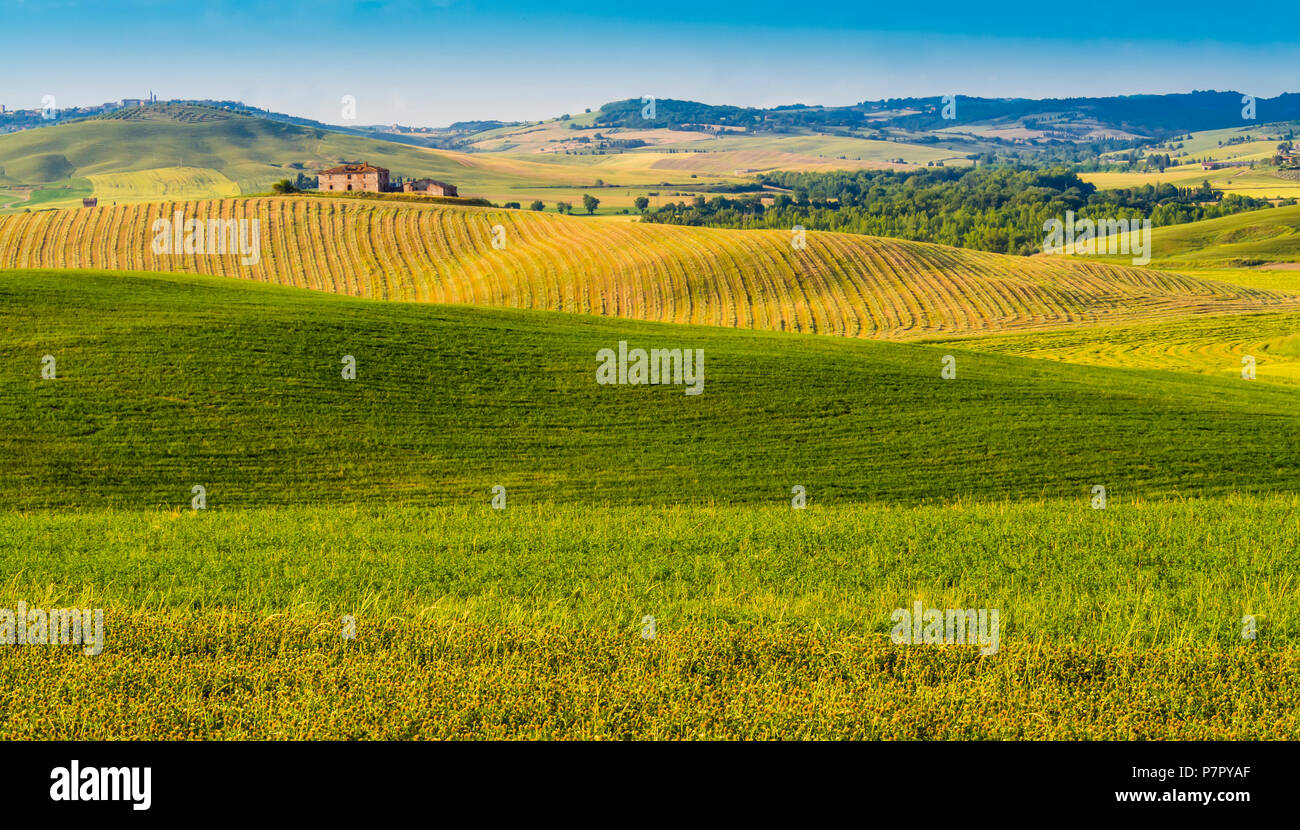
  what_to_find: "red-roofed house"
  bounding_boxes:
[318,162,390,193]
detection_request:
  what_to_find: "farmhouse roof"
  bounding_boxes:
[407,178,456,188]
[319,162,389,174]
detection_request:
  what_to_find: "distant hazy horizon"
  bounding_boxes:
[3,0,1294,128]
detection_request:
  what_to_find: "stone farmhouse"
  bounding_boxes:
[317,162,457,196]
[318,162,390,192]
[403,178,458,196]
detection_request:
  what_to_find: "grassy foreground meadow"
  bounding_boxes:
[1,502,1296,739]
[1,268,1297,738]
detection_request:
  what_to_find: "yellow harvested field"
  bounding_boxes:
[650,134,965,165]
[87,166,240,203]
[1083,166,1300,200]
[1,196,1295,339]
[419,146,606,186]
[471,123,719,153]
[495,147,903,183]
[1184,267,1300,293]
[943,311,1300,386]
[647,150,906,175]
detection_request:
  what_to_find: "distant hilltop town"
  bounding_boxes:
[0,96,448,139]
[317,162,458,196]
[0,93,159,133]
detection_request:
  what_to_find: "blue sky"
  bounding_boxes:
[3,0,1295,127]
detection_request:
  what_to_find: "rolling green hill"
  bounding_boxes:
[1087,203,1300,269]
[0,102,955,213]
[5,268,1300,509]
[0,103,602,205]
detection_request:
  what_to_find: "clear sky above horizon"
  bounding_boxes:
[3,0,1295,127]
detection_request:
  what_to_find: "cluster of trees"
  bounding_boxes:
[1001,138,1150,169]
[594,98,763,131]
[528,194,601,215]
[1275,141,1299,169]
[640,166,1277,255]
[1142,153,1174,171]
[270,173,319,192]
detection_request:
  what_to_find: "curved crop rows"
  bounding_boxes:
[1,196,1296,339]
[939,311,1300,385]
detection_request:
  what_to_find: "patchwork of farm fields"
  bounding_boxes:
[0,179,93,212]
[1,196,1296,339]
[1082,166,1300,200]
[4,203,1300,738]
[2,267,1298,739]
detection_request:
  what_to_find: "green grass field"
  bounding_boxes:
[0,267,1298,738]
[1,500,1295,739]
[1197,267,1300,292]
[7,268,1300,508]
[1160,123,1293,158]
[1080,203,1300,270]
[0,178,94,212]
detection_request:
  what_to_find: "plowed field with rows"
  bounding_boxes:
[2,196,1294,338]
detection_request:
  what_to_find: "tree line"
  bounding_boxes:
[639,166,1282,255]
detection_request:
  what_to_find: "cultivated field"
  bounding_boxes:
[470,117,966,167]
[636,149,904,175]
[0,104,969,213]
[931,310,1300,384]
[86,166,241,203]
[5,267,1300,508]
[1083,166,1300,201]
[0,179,93,212]
[1084,122,1299,199]
[1,196,1295,340]
[1084,203,1300,269]
[1,269,1297,738]
[1,502,1295,739]
[4,171,1300,742]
